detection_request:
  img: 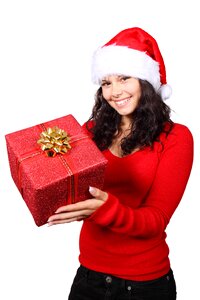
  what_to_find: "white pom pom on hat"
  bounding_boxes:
[91,27,172,100]
[158,84,172,101]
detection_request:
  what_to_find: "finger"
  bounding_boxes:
[89,186,108,201]
[48,209,95,223]
[48,213,89,226]
[48,216,82,226]
[55,201,91,213]
[55,199,101,214]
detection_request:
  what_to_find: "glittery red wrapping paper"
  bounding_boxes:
[5,115,107,226]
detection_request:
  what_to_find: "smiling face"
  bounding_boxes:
[101,75,141,120]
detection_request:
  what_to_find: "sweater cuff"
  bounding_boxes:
[87,192,121,226]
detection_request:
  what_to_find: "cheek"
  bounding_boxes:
[102,88,110,101]
[126,85,138,94]
[128,86,141,101]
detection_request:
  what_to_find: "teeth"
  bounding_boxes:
[115,98,130,107]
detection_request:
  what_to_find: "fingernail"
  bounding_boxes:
[89,186,96,193]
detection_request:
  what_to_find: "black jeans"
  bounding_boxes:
[68,265,177,300]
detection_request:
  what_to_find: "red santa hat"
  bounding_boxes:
[91,27,172,100]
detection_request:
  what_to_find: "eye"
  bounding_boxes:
[120,76,130,82]
[101,81,111,87]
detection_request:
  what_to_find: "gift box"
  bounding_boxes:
[5,114,107,226]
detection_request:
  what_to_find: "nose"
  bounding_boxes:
[111,82,123,97]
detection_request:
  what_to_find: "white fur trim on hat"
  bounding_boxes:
[91,45,161,91]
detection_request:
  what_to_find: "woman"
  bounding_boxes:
[48,27,193,299]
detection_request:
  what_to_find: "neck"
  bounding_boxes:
[120,115,132,131]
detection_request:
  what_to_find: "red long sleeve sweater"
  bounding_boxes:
[79,123,193,281]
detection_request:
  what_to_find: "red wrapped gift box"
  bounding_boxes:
[5,115,107,226]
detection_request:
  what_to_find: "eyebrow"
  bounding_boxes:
[101,79,110,84]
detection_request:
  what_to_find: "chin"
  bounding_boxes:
[117,109,134,116]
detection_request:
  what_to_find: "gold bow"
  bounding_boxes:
[37,126,71,157]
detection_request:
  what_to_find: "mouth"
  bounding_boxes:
[114,97,131,107]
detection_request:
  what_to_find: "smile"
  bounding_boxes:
[114,97,131,107]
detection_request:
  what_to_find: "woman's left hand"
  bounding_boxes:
[47,187,108,226]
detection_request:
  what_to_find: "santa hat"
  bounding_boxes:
[91,27,172,100]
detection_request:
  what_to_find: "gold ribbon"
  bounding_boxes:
[37,126,71,157]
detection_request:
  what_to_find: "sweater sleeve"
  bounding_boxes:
[87,125,194,238]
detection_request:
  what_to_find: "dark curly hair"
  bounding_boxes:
[86,79,173,156]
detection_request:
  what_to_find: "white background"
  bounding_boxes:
[0,1,199,299]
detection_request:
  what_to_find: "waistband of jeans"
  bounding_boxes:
[79,265,173,284]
